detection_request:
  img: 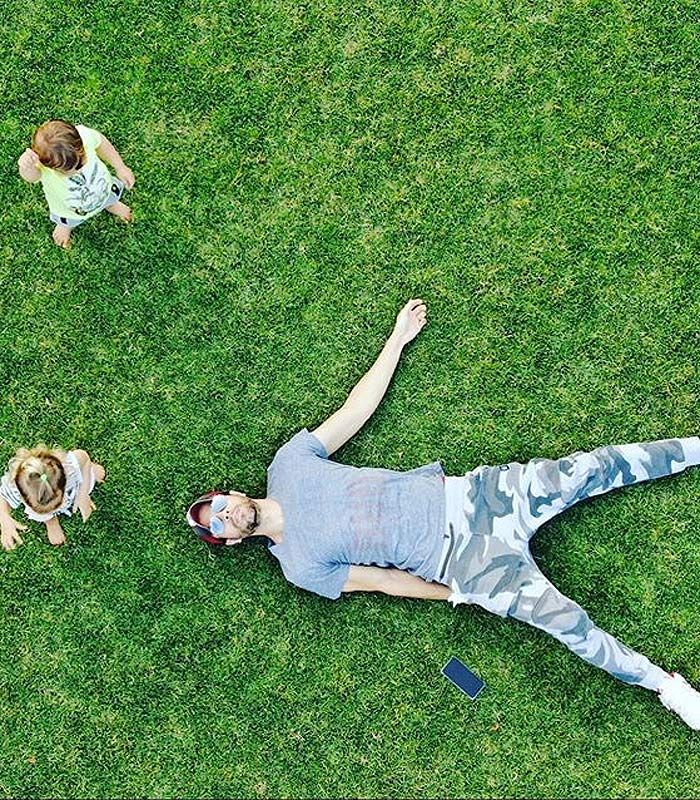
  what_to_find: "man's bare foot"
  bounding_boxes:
[52,224,72,249]
[105,201,132,222]
[92,463,106,483]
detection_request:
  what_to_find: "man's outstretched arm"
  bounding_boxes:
[342,565,450,600]
[312,299,427,456]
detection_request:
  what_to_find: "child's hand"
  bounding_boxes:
[73,492,96,522]
[1,517,27,551]
[18,148,41,181]
[116,165,135,189]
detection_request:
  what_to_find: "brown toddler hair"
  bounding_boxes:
[9,446,67,514]
[32,120,85,172]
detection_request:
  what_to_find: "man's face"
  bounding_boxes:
[200,491,259,544]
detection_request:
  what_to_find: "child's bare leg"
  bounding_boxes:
[92,462,106,483]
[105,201,132,222]
[52,224,72,249]
[45,517,66,546]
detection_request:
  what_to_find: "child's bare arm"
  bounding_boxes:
[0,498,26,551]
[45,516,66,546]
[95,134,135,188]
[18,149,41,183]
[95,134,125,170]
[73,449,92,485]
[71,450,97,522]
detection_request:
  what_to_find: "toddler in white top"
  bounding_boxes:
[0,445,105,548]
[17,119,135,249]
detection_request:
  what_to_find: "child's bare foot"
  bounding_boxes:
[105,201,132,222]
[46,521,66,546]
[92,463,106,483]
[52,224,72,249]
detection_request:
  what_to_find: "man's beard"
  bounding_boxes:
[241,499,260,536]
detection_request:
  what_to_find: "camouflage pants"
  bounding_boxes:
[440,438,700,691]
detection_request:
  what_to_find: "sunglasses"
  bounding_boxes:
[208,494,228,536]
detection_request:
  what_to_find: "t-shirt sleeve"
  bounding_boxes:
[63,452,83,492]
[76,125,103,150]
[286,561,350,600]
[0,473,21,509]
[301,429,328,458]
[274,428,328,465]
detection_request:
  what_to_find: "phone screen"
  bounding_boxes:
[441,657,485,699]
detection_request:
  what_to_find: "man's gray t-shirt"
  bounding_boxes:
[266,429,446,599]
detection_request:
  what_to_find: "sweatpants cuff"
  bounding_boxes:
[680,437,700,466]
[641,664,669,692]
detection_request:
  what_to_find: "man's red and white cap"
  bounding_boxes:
[186,492,225,546]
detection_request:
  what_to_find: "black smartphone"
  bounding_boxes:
[441,657,485,700]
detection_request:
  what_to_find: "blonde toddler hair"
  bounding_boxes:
[9,446,67,514]
[32,120,85,172]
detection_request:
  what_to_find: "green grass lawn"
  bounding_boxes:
[1,0,699,796]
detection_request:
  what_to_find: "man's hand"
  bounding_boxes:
[392,298,427,346]
[312,297,431,455]
[18,148,42,182]
[1,516,27,551]
[116,165,135,190]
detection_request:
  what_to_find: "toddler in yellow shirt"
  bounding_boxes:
[18,120,136,249]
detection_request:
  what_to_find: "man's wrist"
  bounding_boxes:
[388,330,406,352]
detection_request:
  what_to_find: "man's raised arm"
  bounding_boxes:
[312,298,427,455]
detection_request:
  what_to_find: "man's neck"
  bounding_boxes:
[250,497,284,544]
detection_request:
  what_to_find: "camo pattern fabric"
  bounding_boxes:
[441,438,700,691]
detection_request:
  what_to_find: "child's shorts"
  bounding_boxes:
[49,178,125,228]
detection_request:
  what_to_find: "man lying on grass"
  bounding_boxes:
[187,299,700,729]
